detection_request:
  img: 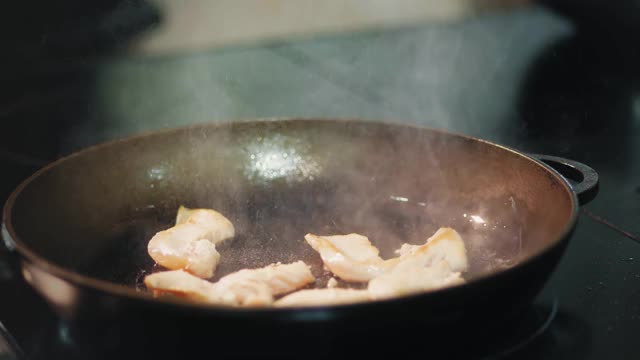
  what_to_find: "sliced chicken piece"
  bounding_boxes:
[304,233,391,282]
[212,261,315,306]
[147,225,221,278]
[327,277,338,288]
[368,260,464,300]
[144,269,273,306]
[214,279,275,307]
[175,206,235,242]
[275,288,370,307]
[147,206,234,278]
[182,239,221,278]
[306,228,467,282]
[368,228,468,300]
[393,227,468,273]
[145,261,315,307]
[323,234,383,263]
[144,269,218,303]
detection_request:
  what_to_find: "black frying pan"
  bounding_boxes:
[1,119,598,359]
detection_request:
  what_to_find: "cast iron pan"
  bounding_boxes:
[1,119,598,359]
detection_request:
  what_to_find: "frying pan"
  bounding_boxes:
[1,119,597,359]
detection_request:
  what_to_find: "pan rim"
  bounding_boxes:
[1,117,579,314]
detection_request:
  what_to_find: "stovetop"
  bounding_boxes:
[1,3,639,359]
[0,292,561,359]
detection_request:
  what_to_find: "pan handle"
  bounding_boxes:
[529,154,599,206]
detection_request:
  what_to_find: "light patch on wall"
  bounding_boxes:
[128,0,529,56]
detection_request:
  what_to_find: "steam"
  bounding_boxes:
[62,5,574,155]
[53,6,573,285]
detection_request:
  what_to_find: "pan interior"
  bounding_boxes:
[7,120,574,290]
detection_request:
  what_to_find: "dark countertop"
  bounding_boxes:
[1,4,639,359]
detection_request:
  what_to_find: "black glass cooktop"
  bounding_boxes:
[1,2,639,359]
